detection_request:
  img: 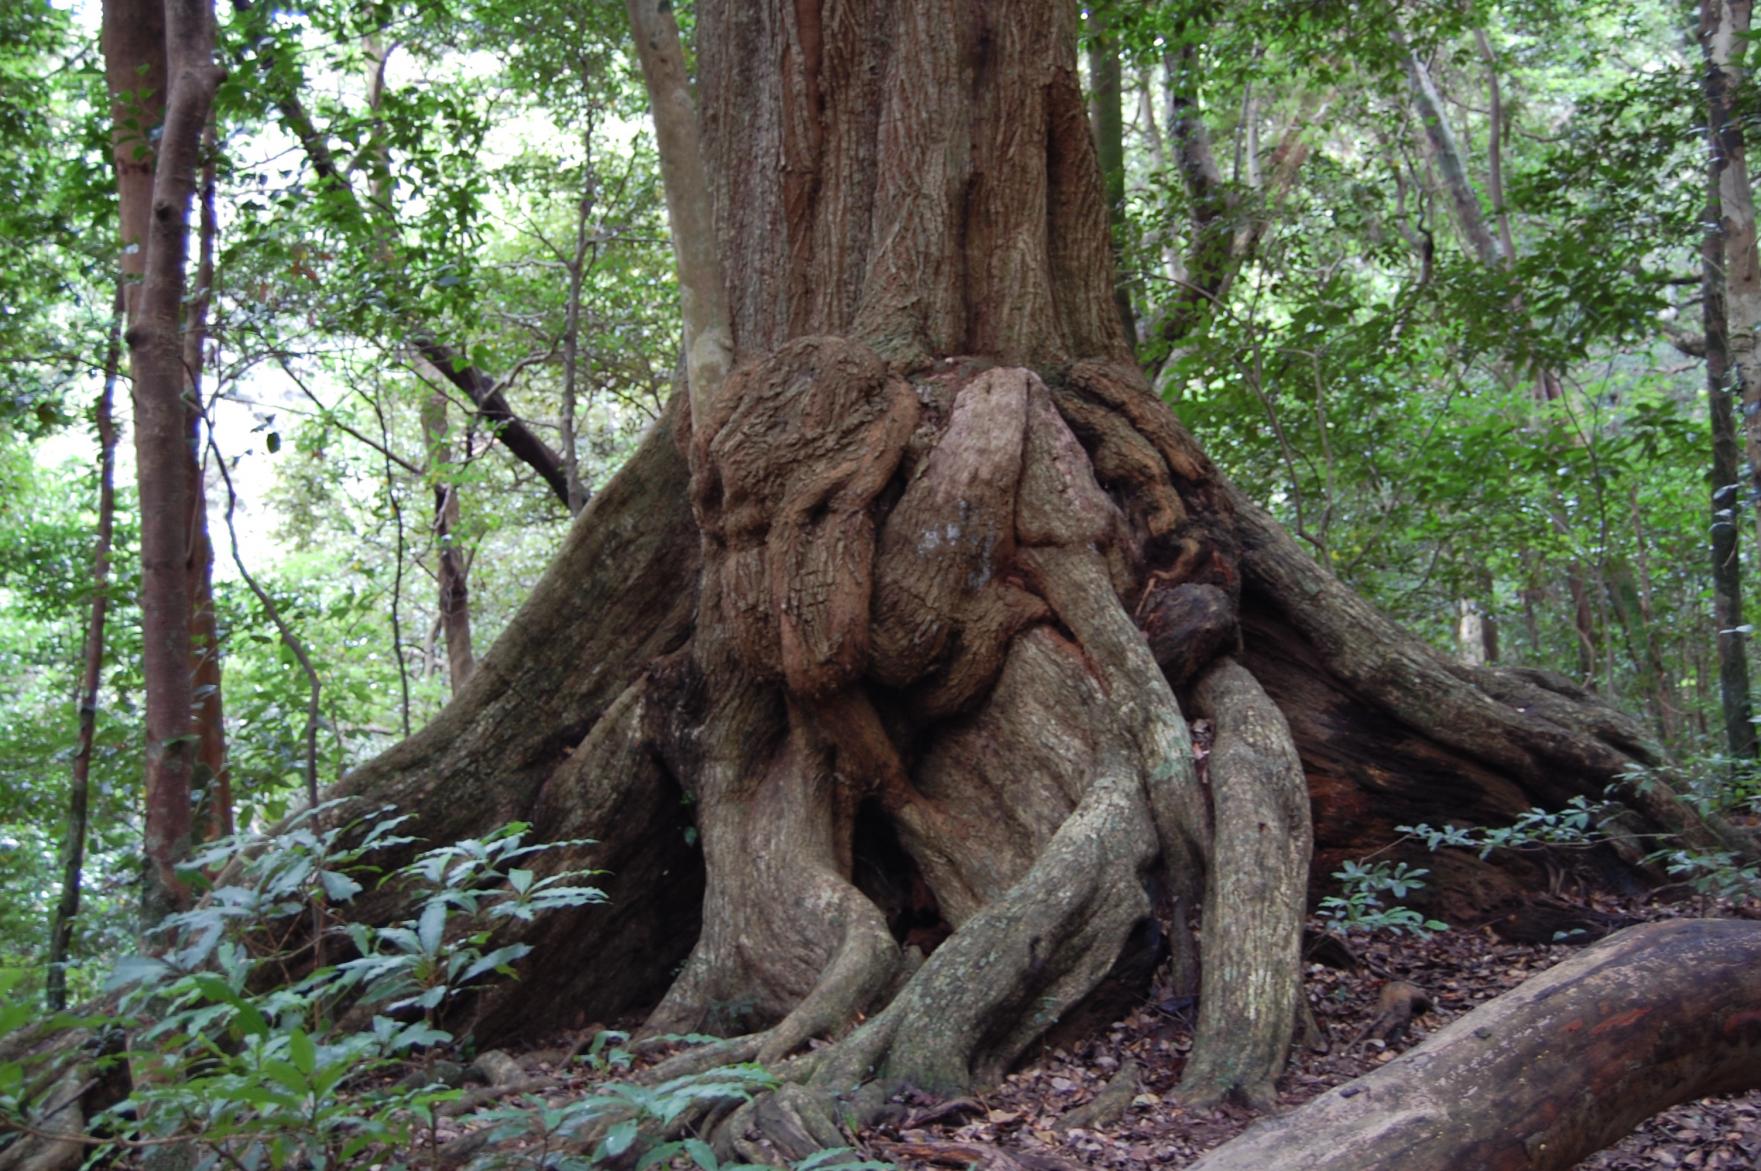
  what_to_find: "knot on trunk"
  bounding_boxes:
[690,336,919,696]
[690,343,1156,714]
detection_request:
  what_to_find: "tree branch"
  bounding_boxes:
[410,337,572,508]
[626,0,733,420]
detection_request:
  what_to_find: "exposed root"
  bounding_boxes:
[1178,657,1310,1111]
[1055,1058,1140,1132]
[0,1070,88,1171]
[810,758,1159,1095]
[724,1084,854,1165]
[639,1034,766,1084]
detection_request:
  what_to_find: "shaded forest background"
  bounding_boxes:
[0,0,1753,998]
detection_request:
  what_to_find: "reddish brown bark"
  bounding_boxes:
[104,0,223,922]
[422,393,476,690]
[186,121,230,840]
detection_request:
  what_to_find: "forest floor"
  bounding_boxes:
[848,890,1761,1171]
[432,891,1761,1170]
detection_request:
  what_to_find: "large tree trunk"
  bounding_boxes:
[318,0,1751,1154]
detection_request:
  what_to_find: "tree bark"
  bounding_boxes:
[298,1,1753,1154]
[1705,0,1761,553]
[1185,919,1761,1171]
[46,286,124,1012]
[421,392,475,691]
[185,118,230,840]
[627,0,732,418]
[560,129,597,516]
[1703,0,1760,758]
[1086,7,1136,349]
[105,0,223,924]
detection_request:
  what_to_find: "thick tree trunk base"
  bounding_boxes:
[304,334,1753,1162]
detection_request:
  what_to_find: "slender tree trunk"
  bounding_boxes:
[1403,34,1604,685]
[1400,37,1504,267]
[1150,25,1319,380]
[627,0,732,417]
[1086,7,1136,349]
[46,287,125,1012]
[422,393,475,691]
[104,0,223,924]
[1705,0,1761,553]
[185,120,229,840]
[1705,0,1760,758]
[1606,556,1675,743]
[1160,27,1235,353]
[1473,28,1518,261]
[373,389,413,738]
[1136,68,1188,291]
[561,126,596,516]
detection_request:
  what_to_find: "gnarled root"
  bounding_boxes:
[629,348,1312,1159]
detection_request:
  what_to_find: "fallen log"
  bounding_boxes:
[1187,918,1761,1171]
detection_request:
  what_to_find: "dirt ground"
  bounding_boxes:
[430,889,1761,1170]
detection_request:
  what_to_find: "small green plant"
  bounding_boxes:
[1398,780,1761,905]
[462,1029,895,1171]
[473,1062,780,1170]
[1618,760,1761,900]
[578,1027,634,1073]
[1653,849,1761,901]
[329,822,607,1032]
[1317,859,1448,938]
[1397,795,1605,859]
[60,807,608,1169]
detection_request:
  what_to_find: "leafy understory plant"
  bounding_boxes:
[464,1036,893,1171]
[1397,795,1605,859]
[1318,859,1448,938]
[81,806,606,1169]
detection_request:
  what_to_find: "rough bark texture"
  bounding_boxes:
[1178,658,1310,1109]
[1704,0,1760,758]
[307,0,1750,1154]
[1184,919,1761,1171]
